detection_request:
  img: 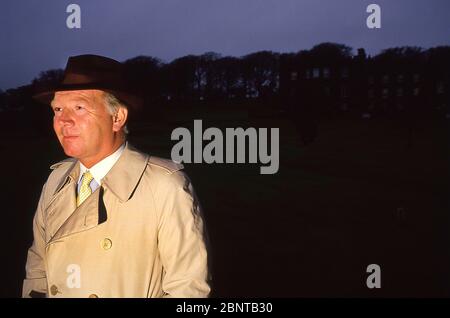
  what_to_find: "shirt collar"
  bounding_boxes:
[78,142,127,185]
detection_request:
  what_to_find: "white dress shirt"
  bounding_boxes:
[77,142,126,193]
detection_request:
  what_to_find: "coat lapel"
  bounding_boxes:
[45,161,79,242]
[45,180,77,242]
[46,157,101,243]
[101,143,149,203]
[49,187,102,242]
[46,143,149,244]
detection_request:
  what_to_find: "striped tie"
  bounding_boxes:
[77,171,94,207]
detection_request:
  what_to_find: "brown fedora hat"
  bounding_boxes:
[33,54,143,109]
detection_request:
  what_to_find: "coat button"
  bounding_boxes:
[89,294,99,298]
[50,285,59,296]
[101,238,112,250]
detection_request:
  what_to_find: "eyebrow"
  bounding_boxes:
[50,97,90,107]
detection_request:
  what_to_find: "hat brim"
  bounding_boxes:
[33,83,143,110]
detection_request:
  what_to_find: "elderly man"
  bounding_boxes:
[23,54,211,298]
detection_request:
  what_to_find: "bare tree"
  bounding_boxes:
[241,51,279,99]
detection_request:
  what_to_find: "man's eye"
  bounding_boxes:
[53,107,62,112]
[75,105,84,110]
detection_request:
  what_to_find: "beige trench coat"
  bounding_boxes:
[22,144,211,298]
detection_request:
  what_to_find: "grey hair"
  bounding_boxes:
[103,92,129,134]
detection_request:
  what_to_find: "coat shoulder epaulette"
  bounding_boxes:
[49,158,77,170]
[147,156,184,174]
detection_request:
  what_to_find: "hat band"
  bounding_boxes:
[62,72,121,85]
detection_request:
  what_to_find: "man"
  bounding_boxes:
[23,54,211,298]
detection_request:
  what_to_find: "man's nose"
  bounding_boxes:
[57,109,75,125]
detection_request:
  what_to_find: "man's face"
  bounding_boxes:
[51,89,117,166]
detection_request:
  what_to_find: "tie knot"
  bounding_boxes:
[81,171,94,186]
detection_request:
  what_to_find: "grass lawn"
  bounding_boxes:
[1,103,449,297]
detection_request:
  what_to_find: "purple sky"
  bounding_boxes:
[1,0,449,90]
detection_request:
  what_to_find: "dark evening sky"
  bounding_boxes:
[1,0,449,90]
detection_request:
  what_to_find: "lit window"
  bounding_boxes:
[313,68,320,78]
[291,72,298,81]
[413,88,420,96]
[323,68,330,79]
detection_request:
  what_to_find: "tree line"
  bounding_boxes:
[0,42,449,112]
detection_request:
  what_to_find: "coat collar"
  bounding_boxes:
[101,143,149,202]
[52,143,149,203]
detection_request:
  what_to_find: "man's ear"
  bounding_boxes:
[112,106,128,132]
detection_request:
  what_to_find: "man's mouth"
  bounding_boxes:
[63,135,79,140]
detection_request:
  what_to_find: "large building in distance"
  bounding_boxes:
[280,45,450,119]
